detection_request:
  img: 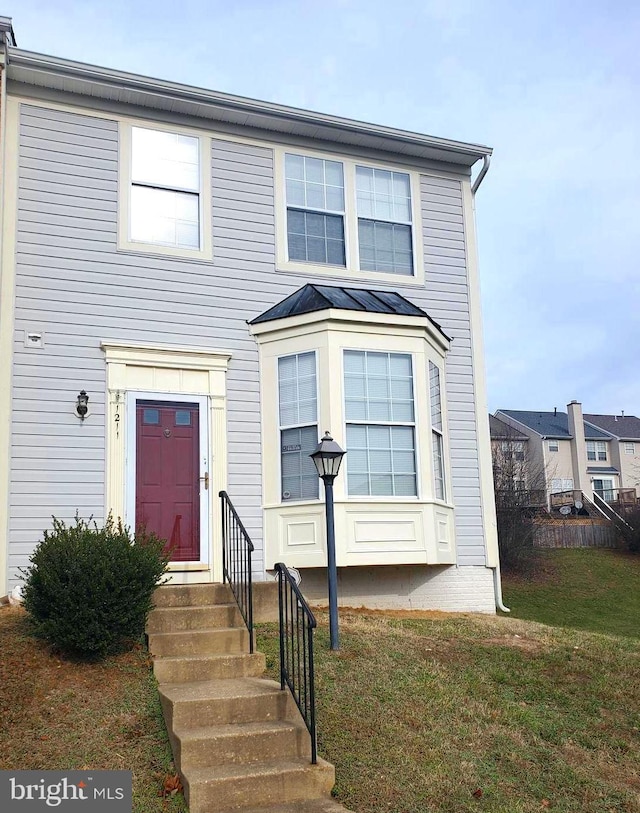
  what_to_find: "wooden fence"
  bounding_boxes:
[532,519,618,549]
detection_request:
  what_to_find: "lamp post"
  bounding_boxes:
[310,431,346,651]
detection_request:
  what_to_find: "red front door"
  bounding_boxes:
[136,401,200,561]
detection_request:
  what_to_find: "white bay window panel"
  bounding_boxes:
[344,350,417,497]
[278,352,319,501]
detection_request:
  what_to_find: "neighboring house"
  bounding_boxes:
[0,17,501,613]
[494,402,640,507]
[583,414,640,500]
[488,415,545,506]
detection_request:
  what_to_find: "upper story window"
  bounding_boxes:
[548,440,559,452]
[356,167,413,275]
[278,150,423,285]
[429,362,445,500]
[131,127,200,249]
[499,440,524,461]
[344,350,417,497]
[278,352,319,501]
[587,440,607,461]
[118,123,212,260]
[285,155,346,266]
[624,442,635,454]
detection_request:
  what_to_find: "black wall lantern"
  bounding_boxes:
[310,431,346,650]
[75,390,89,420]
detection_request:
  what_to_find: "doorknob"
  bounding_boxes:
[199,472,209,490]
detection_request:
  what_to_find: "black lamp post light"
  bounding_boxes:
[310,431,346,650]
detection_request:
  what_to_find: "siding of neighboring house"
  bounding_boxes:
[8,100,487,586]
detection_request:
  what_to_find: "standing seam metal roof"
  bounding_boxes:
[249,284,449,339]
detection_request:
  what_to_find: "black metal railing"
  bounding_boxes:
[219,491,254,653]
[275,562,317,764]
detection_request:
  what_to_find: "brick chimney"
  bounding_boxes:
[567,400,590,497]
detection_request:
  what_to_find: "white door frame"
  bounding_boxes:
[125,391,211,565]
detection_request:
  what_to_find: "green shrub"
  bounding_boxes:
[22,515,169,660]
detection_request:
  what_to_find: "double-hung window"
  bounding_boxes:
[429,362,446,500]
[285,154,346,266]
[344,350,417,497]
[625,442,635,454]
[129,126,201,250]
[278,352,319,501]
[356,167,413,275]
[282,152,418,280]
[586,441,607,461]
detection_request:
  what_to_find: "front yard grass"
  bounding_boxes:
[0,605,186,813]
[258,608,640,813]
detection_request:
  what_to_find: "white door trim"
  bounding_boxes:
[126,392,210,566]
[101,340,231,583]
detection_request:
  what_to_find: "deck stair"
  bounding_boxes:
[147,583,349,813]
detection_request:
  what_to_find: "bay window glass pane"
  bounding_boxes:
[278,352,317,426]
[429,362,443,431]
[132,128,199,191]
[433,431,445,500]
[344,351,414,422]
[346,423,416,497]
[281,426,319,501]
[131,186,200,248]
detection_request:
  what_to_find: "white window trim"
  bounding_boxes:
[586,440,607,462]
[278,350,320,504]
[118,120,213,261]
[343,349,420,500]
[274,145,425,286]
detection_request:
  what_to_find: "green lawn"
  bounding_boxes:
[257,549,640,813]
[501,548,640,638]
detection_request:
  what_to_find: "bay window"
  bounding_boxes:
[344,350,417,497]
[278,352,319,501]
[429,362,446,500]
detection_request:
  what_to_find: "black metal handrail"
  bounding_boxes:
[275,562,317,764]
[219,491,254,653]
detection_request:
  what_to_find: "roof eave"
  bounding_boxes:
[6,47,492,168]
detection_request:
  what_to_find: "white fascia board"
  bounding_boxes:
[7,48,492,168]
[249,308,451,353]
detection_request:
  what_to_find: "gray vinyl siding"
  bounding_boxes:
[8,101,487,585]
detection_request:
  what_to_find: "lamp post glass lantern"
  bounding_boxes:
[310,431,345,650]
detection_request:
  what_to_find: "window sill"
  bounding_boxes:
[276,259,424,287]
[116,242,214,263]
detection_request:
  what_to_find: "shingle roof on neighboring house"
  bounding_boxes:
[489,414,528,440]
[497,410,611,440]
[583,414,640,440]
[587,467,620,475]
[250,284,449,339]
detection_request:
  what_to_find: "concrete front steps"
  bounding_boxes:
[148,583,349,813]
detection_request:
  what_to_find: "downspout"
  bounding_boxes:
[471,155,490,195]
[469,153,506,611]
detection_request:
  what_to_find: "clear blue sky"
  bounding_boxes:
[10,0,640,415]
